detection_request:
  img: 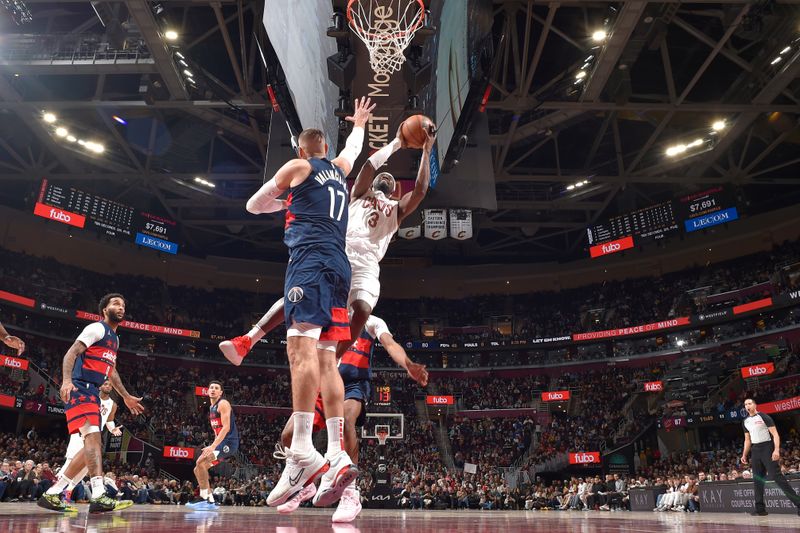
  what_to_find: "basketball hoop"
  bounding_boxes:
[376,424,390,446]
[347,0,426,76]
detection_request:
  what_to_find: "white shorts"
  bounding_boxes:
[347,263,380,309]
[65,433,84,460]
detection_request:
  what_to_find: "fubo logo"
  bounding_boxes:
[163,446,194,459]
[741,363,774,378]
[569,452,601,464]
[589,236,634,259]
[542,391,571,402]
[33,202,86,228]
[4,357,21,368]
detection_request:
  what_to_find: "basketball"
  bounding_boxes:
[399,115,435,149]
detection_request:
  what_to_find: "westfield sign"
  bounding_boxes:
[569,452,601,465]
[740,363,775,379]
[542,391,571,402]
[163,446,195,460]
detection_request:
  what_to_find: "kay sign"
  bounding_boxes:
[542,391,571,402]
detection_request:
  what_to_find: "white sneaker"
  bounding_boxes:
[331,487,362,523]
[267,445,329,507]
[277,483,317,514]
[313,451,359,507]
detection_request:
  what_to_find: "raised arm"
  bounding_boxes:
[397,129,436,223]
[245,159,312,214]
[379,332,428,387]
[351,135,403,201]
[332,96,375,176]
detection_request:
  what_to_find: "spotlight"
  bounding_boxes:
[665,144,687,157]
[175,51,185,60]
[770,56,782,65]
[780,46,791,55]
[687,138,704,148]
[55,127,68,137]
[178,59,188,67]
[183,69,193,77]
[43,112,56,123]
[592,30,607,42]
[575,70,587,80]
[164,29,178,41]
[712,120,726,131]
[112,115,127,125]
[194,176,202,182]
[676,339,686,347]
[66,135,77,142]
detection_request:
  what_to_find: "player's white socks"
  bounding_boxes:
[90,476,105,499]
[200,488,214,503]
[69,466,88,489]
[249,297,285,342]
[326,417,345,456]
[246,326,264,343]
[46,475,71,495]
[291,412,315,453]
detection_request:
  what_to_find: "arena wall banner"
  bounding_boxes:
[629,487,667,512]
[163,446,195,460]
[38,302,71,316]
[0,393,16,408]
[572,317,691,342]
[643,381,663,392]
[0,289,35,308]
[699,480,800,514]
[733,297,773,315]
[449,209,473,240]
[542,391,571,402]
[1,355,29,371]
[426,395,454,405]
[568,452,601,465]
[758,395,800,414]
[75,310,200,338]
[423,209,448,240]
[740,362,775,379]
[195,386,209,396]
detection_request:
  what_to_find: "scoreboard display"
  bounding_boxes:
[587,187,739,259]
[587,200,679,245]
[374,385,392,406]
[676,186,739,233]
[35,179,179,254]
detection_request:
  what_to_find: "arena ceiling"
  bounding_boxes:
[1,1,800,264]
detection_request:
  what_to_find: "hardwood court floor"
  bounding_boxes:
[1,504,799,532]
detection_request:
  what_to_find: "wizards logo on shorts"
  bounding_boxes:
[287,287,304,303]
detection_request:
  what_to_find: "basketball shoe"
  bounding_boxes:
[313,451,359,507]
[331,486,362,522]
[219,336,251,366]
[268,445,330,507]
[277,483,317,514]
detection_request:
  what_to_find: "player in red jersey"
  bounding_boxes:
[38,294,143,514]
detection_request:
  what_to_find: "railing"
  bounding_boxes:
[0,33,152,62]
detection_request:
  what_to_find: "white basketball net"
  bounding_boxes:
[348,0,425,76]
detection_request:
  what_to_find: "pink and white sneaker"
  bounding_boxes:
[219,336,251,366]
[313,451,359,507]
[331,486,362,523]
[277,483,317,514]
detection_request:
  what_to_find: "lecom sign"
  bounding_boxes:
[541,391,571,402]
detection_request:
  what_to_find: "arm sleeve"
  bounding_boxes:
[366,316,391,340]
[760,413,775,427]
[335,126,365,169]
[76,322,106,347]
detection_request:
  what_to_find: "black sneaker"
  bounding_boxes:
[37,493,78,513]
[750,510,768,516]
[89,495,134,514]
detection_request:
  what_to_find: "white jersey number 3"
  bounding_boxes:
[328,186,346,221]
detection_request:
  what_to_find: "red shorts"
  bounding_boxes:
[313,395,325,432]
[65,381,101,435]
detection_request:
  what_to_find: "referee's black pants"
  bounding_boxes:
[751,442,800,512]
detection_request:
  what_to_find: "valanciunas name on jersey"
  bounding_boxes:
[314,168,346,187]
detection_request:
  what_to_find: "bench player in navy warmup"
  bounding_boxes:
[246,97,375,507]
[38,293,144,514]
[187,380,239,510]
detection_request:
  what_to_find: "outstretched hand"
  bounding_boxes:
[407,361,429,387]
[345,97,376,128]
[3,335,25,355]
[124,395,145,416]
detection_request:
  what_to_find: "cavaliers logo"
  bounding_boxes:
[287,287,304,303]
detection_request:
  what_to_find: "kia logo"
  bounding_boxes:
[4,358,21,368]
[49,209,71,222]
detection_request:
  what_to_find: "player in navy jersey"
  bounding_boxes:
[245,97,375,508]
[276,315,428,522]
[187,381,239,510]
[38,293,143,514]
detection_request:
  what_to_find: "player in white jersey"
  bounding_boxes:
[57,380,122,500]
[335,124,436,357]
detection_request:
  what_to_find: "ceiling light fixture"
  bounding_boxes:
[712,120,726,131]
[43,112,56,123]
[592,29,607,42]
[165,29,178,41]
[55,127,68,137]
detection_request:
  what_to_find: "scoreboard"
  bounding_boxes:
[587,201,679,246]
[587,187,739,259]
[374,385,392,406]
[34,179,179,254]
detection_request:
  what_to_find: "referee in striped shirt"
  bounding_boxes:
[741,398,800,516]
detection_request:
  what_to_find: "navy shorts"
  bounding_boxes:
[344,380,370,427]
[284,245,351,340]
[212,439,239,466]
